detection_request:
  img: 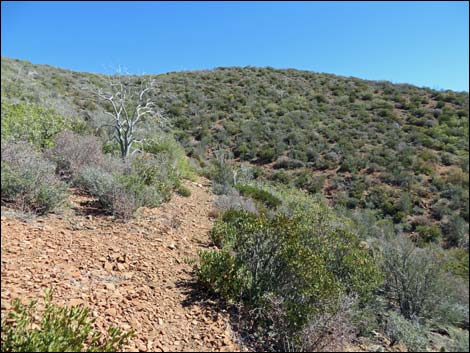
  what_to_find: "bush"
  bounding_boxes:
[383,311,429,352]
[270,170,290,185]
[259,293,358,352]
[415,224,442,244]
[293,169,323,193]
[210,150,236,195]
[176,185,191,197]
[143,134,196,181]
[444,248,469,279]
[74,151,184,219]
[435,286,469,329]
[235,184,281,209]
[377,235,456,322]
[128,152,180,203]
[441,215,469,249]
[0,290,132,352]
[444,328,470,352]
[198,197,382,349]
[74,167,139,220]
[256,147,277,164]
[1,102,70,149]
[74,166,117,210]
[48,131,116,180]
[197,249,251,300]
[272,156,305,170]
[1,142,68,215]
[213,193,258,216]
[108,185,138,220]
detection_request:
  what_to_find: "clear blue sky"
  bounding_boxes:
[2,1,469,91]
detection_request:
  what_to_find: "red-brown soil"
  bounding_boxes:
[1,178,244,352]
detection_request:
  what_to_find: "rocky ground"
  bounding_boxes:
[1,177,435,353]
[1,178,244,352]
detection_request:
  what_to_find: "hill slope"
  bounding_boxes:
[2,56,468,244]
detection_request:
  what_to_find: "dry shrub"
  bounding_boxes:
[110,187,137,221]
[48,131,122,180]
[213,193,258,215]
[1,141,68,214]
[295,296,357,352]
[74,166,136,221]
[261,294,357,352]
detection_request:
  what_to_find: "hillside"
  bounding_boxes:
[1,56,469,352]
[1,56,469,244]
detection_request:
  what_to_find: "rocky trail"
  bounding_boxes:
[1,178,243,352]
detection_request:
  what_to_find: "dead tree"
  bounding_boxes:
[94,69,164,158]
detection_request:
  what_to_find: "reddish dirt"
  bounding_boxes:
[1,178,244,352]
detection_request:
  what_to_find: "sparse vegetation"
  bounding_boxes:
[3,58,467,241]
[1,57,468,352]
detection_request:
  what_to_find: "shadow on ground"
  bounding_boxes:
[70,188,110,218]
[175,276,276,352]
[74,199,109,217]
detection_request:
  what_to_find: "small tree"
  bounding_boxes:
[94,69,165,159]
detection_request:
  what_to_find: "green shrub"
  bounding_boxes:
[293,170,325,194]
[74,166,117,210]
[415,224,442,244]
[197,249,252,300]
[272,156,305,170]
[444,328,470,352]
[256,146,277,164]
[270,170,290,184]
[74,167,137,219]
[1,142,68,215]
[127,152,179,203]
[383,311,429,352]
[444,248,469,279]
[1,102,70,149]
[198,197,382,348]
[75,169,149,220]
[213,194,258,217]
[0,290,132,352]
[176,184,191,197]
[235,184,281,209]
[441,215,469,248]
[143,134,196,181]
[210,150,235,195]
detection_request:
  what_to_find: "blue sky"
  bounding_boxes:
[2,1,469,91]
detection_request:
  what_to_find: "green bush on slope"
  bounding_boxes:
[1,101,70,149]
[0,290,132,352]
[197,189,382,350]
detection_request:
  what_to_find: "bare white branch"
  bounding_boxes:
[92,70,163,158]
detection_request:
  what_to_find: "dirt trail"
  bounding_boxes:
[1,178,243,352]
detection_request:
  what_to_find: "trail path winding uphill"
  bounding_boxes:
[1,178,243,352]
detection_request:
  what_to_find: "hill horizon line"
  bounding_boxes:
[2,55,467,94]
